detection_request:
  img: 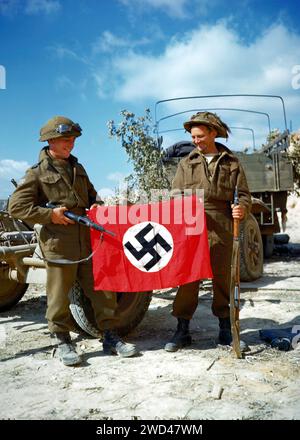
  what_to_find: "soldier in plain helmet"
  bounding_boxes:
[164,112,251,353]
[9,115,138,366]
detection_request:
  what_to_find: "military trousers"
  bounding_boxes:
[172,206,233,320]
[45,260,119,334]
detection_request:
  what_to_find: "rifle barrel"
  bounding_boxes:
[46,203,115,237]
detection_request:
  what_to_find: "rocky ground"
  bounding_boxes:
[1,197,300,420]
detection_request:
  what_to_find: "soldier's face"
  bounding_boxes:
[48,136,76,160]
[191,125,217,154]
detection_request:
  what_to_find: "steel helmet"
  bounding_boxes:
[39,116,82,142]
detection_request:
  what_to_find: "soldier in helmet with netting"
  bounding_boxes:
[164,112,251,353]
[9,116,138,365]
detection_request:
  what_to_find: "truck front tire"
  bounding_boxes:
[240,214,264,281]
[0,266,28,311]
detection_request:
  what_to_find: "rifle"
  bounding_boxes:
[11,178,18,188]
[46,202,115,237]
[230,186,242,359]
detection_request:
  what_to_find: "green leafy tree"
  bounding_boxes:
[107,109,170,202]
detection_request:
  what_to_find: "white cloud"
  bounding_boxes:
[112,23,300,102]
[0,160,30,198]
[54,75,87,100]
[93,31,128,53]
[119,0,190,19]
[92,73,107,99]
[92,31,150,54]
[50,45,90,65]
[25,0,60,15]
[95,22,300,149]
[55,75,75,89]
[0,159,30,178]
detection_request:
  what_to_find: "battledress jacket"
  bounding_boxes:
[8,147,99,261]
[171,143,252,269]
[172,143,251,210]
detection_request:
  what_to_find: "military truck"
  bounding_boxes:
[0,94,294,337]
[155,94,294,281]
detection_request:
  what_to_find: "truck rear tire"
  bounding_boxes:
[0,267,28,312]
[69,281,152,338]
[239,214,263,281]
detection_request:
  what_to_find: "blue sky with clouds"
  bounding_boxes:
[1,0,300,199]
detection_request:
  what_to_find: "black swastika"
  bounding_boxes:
[124,223,172,271]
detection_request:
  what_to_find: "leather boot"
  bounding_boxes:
[164,318,192,352]
[103,330,139,358]
[218,318,249,352]
[54,332,82,366]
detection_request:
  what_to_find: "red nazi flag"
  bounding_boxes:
[88,195,212,292]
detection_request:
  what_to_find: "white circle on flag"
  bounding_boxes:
[122,221,174,273]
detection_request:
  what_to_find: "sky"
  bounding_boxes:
[1,0,300,199]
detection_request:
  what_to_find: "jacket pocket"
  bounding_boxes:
[40,173,64,201]
[219,163,239,190]
[183,162,206,187]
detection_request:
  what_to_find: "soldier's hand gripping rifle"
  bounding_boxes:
[230,187,242,359]
[46,202,115,237]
